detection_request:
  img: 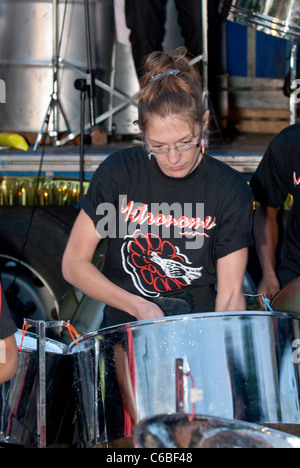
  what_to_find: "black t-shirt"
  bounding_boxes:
[0,281,17,340]
[81,146,253,298]
[250,123,300,285]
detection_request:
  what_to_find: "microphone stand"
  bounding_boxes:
[34,0,96,152]
[33,0,71,151]
[74,79,88,198]
[74,0,96,198]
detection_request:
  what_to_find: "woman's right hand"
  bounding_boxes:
[62,210,167,322]
[132,297,165,321]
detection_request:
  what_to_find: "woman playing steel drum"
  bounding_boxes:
[62,47,254,328]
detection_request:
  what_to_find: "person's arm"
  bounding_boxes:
[253,204,280,300]
[62,209,164,321]
[215,248,248,311]
[0,334,18,384]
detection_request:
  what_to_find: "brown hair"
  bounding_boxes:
[136,48,205,133]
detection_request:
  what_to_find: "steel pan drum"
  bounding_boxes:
[0,330,73,446]
[134,414,300,448]
[71,311,300,447]
[219,0,300,42]
[272,277,300,314]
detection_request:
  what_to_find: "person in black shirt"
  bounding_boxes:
[125,0,204,79]
[0,279,18,384]
[124,0,224,118]
[62,48,253,327]
[250,123,300,301]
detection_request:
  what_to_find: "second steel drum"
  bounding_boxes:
[271,277,300,315]
[0,329,74,447]
[219,0,300,42]
[133,414,300,448]
[71,311,300,447]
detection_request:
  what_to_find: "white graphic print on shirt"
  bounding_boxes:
[121,230,204,297]
[119,198,217,297]
[294,172,300,186]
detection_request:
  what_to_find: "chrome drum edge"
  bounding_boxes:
[134,414,300,448]
[272,277,300,314]
[71,311,300,447]
[0,330,74,446]
[219,0,300,42]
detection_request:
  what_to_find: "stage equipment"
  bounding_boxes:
[219,0,300,124]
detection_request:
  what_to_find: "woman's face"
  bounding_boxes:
[145,114,202,178]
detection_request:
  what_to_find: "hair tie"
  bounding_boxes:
[149,69,180,83]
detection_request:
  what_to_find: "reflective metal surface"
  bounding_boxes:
[219,0,300,42]
[0,0,114,133]
[134,414,300,448]
[71,311,300,447]
[0,330,73,446]
[272,277,300,315]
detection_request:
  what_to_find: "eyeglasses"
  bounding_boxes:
[145,129,201,156]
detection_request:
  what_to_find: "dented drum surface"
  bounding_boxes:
[0,330,73,446]
[71,311,300,447]
[219,0,300,42]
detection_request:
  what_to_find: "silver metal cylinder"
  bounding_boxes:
[71,310,300,447]
[219,0,300,42]
[0,0,115,134]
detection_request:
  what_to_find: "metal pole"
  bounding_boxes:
[175,358,184,413]
[26,319,69,448]
[36,321,47,449]
[84,0,96,128]
[290,43,298,125]
[201,0,209,115]
[51,0,59,143]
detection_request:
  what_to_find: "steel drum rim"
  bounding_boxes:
[15,329,69,355]
[225,4,300,41]
[69,309,297,350]
[271,276,300,304]
[133,413,300,449]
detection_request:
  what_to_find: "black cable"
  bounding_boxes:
[6,0,70,297]
[7,120,49,295]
